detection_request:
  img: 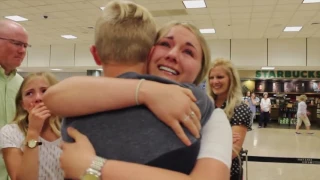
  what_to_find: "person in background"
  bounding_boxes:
[207,58,251,180]
[0,72,63,180]
[0,19,29,180]
[243,91,250,102]
[296,94,313,135]
[259,92,271,128]
[247,92,259,131]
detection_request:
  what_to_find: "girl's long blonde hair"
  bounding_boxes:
[11,72,61,137]
[207,58,243,119]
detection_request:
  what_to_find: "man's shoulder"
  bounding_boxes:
[181,83,214,126]
[5,73,23,89]
[10,72,23,83]
[181,83,211,101]
[16,73,23,79]
[15,73,24,82]
[118,72,214,119]
[118,72,179,85]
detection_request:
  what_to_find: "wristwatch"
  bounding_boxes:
[25,139,42,148]
[81,156,106,180]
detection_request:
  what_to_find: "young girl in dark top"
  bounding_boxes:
[207,58,251,180]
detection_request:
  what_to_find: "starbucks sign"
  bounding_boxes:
[256,70,320,79]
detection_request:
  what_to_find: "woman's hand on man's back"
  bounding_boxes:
[139,81,202,146]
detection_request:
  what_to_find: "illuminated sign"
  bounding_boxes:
[255,71,320,79]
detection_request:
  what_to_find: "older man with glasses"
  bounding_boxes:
[0,19,29,180]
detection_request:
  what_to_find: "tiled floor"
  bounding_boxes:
[243,123,320,180]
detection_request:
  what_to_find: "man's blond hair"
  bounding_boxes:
[95,0,156,64]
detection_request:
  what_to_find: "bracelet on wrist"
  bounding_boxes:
[135,79,145,105]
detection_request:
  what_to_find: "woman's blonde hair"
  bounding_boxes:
[299,94,307,102]
[155,21,211,85]
[11,72,61,137]
[207,58,243,119]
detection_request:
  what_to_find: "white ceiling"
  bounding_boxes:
[1,0,320,46]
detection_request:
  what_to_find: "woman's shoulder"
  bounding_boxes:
[235,103,252,115]
[0,123,24,138]
[1,123,21,133]
[236,102,251,111]
[230,103,251,127]
[0,123,25,150]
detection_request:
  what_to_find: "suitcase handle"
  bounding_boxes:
[239,149,249,180]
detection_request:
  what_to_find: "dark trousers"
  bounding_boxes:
[259,111,270,127]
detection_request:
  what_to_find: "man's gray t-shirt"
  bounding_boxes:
[62,72,214,174]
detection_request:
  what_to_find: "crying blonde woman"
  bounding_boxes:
[0,72,63,180]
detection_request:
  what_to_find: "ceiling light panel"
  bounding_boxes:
[200,28,215,33]
[183,0,207,9]
[61,35,77,39]
[5,15,28,21]
[283,26,302,32]
[261,67,275,70]
[303,0,320,3]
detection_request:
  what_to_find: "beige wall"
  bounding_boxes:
[20,38,320,71]
[239,70,258,79]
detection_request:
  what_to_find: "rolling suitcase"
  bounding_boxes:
[240,149,249,180]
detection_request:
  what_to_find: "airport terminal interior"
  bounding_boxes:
[1,0,320,179]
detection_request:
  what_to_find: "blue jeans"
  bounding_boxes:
[250,112,255,127]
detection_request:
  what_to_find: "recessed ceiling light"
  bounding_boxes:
[261,67,275,70]
[199,28,215,33]
[51,69,62,71]
[61,35,77,39]
[303,0,320,3]
[100,7,105,10]
[283,26,302,32]
[96,68,103,71]
[5,15,28,22]
[183,0,206,9]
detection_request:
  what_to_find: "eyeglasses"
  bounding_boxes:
[0,37,31,48]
